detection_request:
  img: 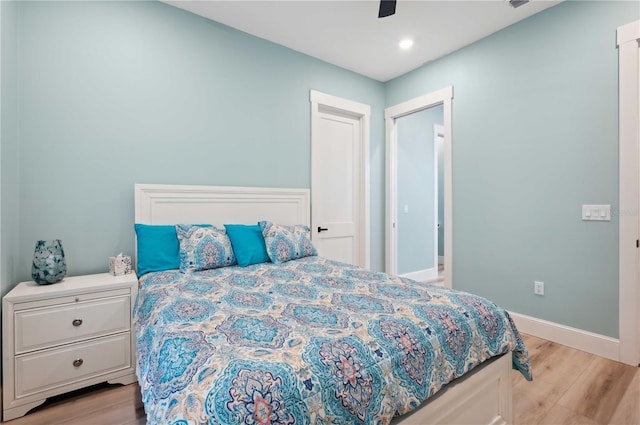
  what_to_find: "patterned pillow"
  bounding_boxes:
[259,221,317,264]
[176,224,236,272]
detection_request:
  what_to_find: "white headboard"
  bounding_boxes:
[134,184,310,227]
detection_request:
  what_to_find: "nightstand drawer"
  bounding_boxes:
[15,333,131,398]
[15,295,130,354]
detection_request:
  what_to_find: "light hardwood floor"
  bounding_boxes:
[3,334,639,425]
[513,335,639,425]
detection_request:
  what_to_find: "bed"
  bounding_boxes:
[133,184,531,425]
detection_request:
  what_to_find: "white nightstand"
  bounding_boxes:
[2,273,138,421]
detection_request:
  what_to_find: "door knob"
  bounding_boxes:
[317,226,328,233]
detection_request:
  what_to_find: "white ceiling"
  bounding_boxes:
[163,0,562,82]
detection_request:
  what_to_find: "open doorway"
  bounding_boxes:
[385,87,453,288]
[394,106,443,283]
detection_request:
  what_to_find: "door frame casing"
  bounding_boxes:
[434,123,445,268]
[310,90,371,269]
[385,86,453,288]
[617,19,640,366]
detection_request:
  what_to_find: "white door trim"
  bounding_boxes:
[617,19,640,366]
[434,123,444,270]
[385,86,453,288]
[310,90,371,269]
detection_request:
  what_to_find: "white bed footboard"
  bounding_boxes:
[392,354,512,425]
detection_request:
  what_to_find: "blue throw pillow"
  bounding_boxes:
[134,224,181,277]
[224,224,270,267]
[134,223,211,277]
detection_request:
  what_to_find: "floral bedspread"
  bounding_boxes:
[134,256,531,425]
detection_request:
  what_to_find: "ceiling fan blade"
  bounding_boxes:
[378,0,396,18]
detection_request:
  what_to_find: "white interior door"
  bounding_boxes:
[311,108,361,265]
[617,19,640,366]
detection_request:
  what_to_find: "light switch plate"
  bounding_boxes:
[582,205,611,221]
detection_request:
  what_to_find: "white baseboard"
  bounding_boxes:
[401,268,437,282]
[509,311,619,362]
[438,256,444,265]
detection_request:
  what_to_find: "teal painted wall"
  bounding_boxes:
[2,0,637,338]
[1,0,20,297]
[386,0,639,337]
[396,106,442,274]
[14,1,385,283]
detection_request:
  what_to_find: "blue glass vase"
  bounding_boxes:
[31,240,67,285]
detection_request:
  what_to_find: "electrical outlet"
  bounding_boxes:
[534,281,544,296]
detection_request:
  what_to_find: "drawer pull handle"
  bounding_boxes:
[73,359,83,367]
[72,319,83,327]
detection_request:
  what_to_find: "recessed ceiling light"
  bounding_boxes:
[399,39,414,50]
